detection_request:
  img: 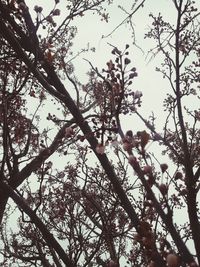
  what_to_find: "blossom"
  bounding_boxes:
[166,254,180,267]
[107,260,118,267]
[174,171,183,180]
[159,183,168,195]
[143,165,152,174]
[134,90,143,99]
[123,141,131,151]
[95,144,105,154]
[148,261,156,267]
[106,60,115,71]
[65,127,74,138]
[111,140,119,148]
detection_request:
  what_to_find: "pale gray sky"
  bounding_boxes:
[1,1,200,265]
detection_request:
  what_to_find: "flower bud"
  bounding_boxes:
[143,165,152,174]
[107,260,118,267]
[95,144,105,155]
[134,90,143,99]
[124,58,131,65]
[174,172,183,180]
[160,163,168,173]
[159,184,168,195]
[65,127,74,138]
[166,254,180,267]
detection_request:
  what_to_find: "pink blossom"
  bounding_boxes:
[134,90,143,99]
[65,127,74,138]
[143,165,152,174]
[95,144,105,154]
[107,260,118,267]
[166,253,180,267]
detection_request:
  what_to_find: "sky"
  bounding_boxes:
[1,0,200,263]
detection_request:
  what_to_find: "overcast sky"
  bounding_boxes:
[1,1,199,262]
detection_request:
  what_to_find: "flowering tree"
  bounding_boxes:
[0,0,200,267]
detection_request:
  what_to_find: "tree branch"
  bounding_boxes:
[0,180,76,267]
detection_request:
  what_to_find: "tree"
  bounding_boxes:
[0,0,200,266]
